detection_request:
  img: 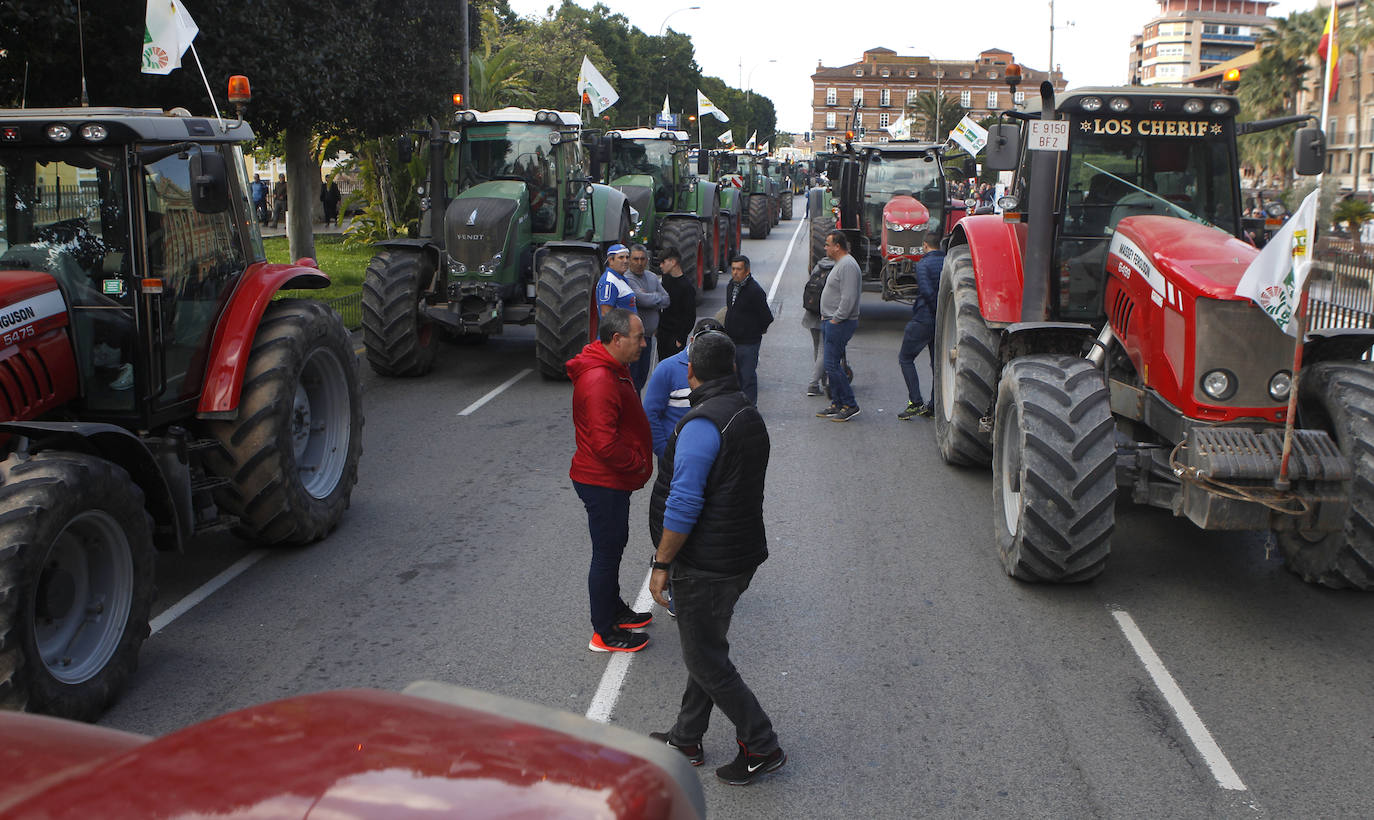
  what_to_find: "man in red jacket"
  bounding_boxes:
[567,308,655,652]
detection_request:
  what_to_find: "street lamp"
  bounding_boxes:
[746,59,777,101]
[659,5,701,36]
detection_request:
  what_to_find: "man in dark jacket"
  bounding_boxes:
[655,250,697,358]
[897,232,944,420]
[723,255,773,404]
[646,330,784,786]
[566,308,654,653]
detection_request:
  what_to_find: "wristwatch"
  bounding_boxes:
[651,559,672,571]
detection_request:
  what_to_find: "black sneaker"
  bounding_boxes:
[615,609,652,629]
[649,731,704,766]
[915,402,934,417]
[897,401,921,421]
[816,403,841,418]
[805,382,822,396]
[715,741,785,785]
[588,628,649,653]
[831,405,861,422]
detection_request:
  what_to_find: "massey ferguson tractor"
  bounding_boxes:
[603,128,727,292]
[936,77,1374,589]
[0,84,364,720]
[361,107,633,379]
[712,149,778,239]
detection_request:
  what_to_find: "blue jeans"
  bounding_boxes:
[734,342,761,404]
[899,314,936,406]
[823,319,857,408]
[668,565,778,753]
[573,482,633,636]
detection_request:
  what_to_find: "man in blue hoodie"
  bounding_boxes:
[643,317,726,458]
[897,231,944,420]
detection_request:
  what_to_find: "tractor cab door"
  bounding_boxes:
[138,147,250,415]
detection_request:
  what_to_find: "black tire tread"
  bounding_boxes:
[934,246,1000,467]
[748,194,769,239]
[360,249,436,377]
[660,219,703,299]
[534,250,597,380]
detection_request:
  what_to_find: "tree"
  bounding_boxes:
[1240,8,1325,188]
[502,13,616,114]
[909,91,968,142]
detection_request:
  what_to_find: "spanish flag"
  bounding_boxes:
[1318,1,1339,102]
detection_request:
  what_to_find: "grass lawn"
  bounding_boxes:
[263,234,374,301]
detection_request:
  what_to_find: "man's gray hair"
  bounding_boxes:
[629,243,649,256]
[599,308,636,344]
[689,330,735,382]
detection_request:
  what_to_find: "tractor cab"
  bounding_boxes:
[606,128,690,241]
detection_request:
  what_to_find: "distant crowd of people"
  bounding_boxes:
[248,173,343,229]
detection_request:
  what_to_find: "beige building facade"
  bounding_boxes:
[1129,0,1276,87]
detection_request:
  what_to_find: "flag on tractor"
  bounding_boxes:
[887,113,912,141]
[662,95,671,117]
[1318,2,1340,102]
[759,142,769,153]
[716,130,733,145]
[948,115,989,156]
[142,0,199,75]
[698,90,730,122]
[746,131,757,149]
[1236,188,1319,337]
[578,56,619,116]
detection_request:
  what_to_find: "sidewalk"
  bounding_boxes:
[259,216,356,239]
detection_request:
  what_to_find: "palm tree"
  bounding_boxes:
[1255,8,1325,111]
[468,44,535,110]
[908,91,968,142]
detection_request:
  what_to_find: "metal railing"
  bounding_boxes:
[1311,247,1374,332]
[324,290,362,330]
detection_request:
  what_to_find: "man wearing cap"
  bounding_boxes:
[643,317,725,459]
[598,244,637,317]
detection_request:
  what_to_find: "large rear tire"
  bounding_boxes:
[661,218,704,303]
[748,194,769,239]
[535,250,597,380]
[1276,362,1374,589]
[0,452,155,721]
[207,300,364,545]
[934,245,1000,467]
[781,193,794,221]
[360,249,437,377]
[993,356,1115,583]
[809,216,834,271]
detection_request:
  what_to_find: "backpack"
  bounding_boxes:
[802,258,833,315]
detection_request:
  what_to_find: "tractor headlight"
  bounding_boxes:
[1109,97,1132,113]
[1079,96,1103,112]
[887,223,905,232]
[420,196,431,212]
[46,124,73,142]
[79,124,108,142]
[1269,370,1292,402]
[1201,369,1237,401]
[1210,100,1230,115]
[997,195,1020,212]
[1182,99,1204,115]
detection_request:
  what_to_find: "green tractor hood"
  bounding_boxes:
[445,180,532,281]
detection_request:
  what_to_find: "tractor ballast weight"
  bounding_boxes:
[361,108,632,380]
[0,97,364,720]
[935,79,1374,589]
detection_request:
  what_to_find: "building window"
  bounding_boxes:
[826,87,836,105]
[880,88,890,106]
[987,91,998,109]
[989,71,998,79]
[960,90,971,107]
[853,88,864,105]
[1345,152,1353,173]
[854,68,864,76]
[855,113,863,128]
[881,68,890,77]
[1348,116,1357,143]
[879,113,890,128]
[1014,90,1025,104]
[907,89,920,104]
[1365,153,1372,174]
[907,69,916,77]
[826,112,836,129]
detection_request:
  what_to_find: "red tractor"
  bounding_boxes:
[937,78,1374,589]
[0,83,364,720]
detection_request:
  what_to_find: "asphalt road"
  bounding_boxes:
[102,197,1374,818]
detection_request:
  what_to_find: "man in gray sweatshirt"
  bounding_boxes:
[625,244,672,392]
[816,231,863,421]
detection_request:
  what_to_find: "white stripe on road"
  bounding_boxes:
[766,216,808,307]
[457,368,532,416]
[149,550,267,635]
[1112,610,1247,791]
[585,570,656,724]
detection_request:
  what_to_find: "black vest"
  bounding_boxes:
[649,376,770,574]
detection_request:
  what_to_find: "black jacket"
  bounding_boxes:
[657,271,697,344]
[649,375,770,575]
[724,275,773,345]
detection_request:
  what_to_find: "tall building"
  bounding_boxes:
[809,47,1065,145]
[1130,0,1276,86]
[1300,0,1369,193]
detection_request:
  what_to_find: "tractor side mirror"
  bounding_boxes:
[962,157,978,179]
[697,149,709,176]
[397,135,414,163]
[1293,127,1325,176]
[189,151,229,214]
[984,124,1021,172]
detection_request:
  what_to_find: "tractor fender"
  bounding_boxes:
[0,420,184,551]
[718,186,741,218]
[949,214,1027,324]
[588,184,632,244]
[695,181,720,221]
[999,322,1099,361]
[374,238,442,279]
[1304,327,1374,366]
[807,187,829,220]
[197,260,332,417]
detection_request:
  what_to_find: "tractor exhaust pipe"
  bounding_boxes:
[1021,81,1059,323]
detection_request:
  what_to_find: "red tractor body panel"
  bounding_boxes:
[958,214,1028,323]
[881,196,930,262]
[0,270,79,421]
[197,260,329,415]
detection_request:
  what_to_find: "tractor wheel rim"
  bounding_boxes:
[294,346,351,499]
[998,403,1022,536]
[33,511,133,685]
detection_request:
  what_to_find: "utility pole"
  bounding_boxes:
[1048,0,1055,80]
[461,0,471,105]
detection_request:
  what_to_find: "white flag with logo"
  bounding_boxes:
[759,142,769,153]
[948,115,989,156]
[698,90,729,122]
[1236,188,1319,336]
[142,0,199,75]
[577,56,619,116]
[716,130,733,145]
[746,131,757,149]
[887,113,911,141]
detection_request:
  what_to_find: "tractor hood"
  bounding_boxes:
[1110,215,1259,302]
[882,196,930,229]
[446,180,530,276]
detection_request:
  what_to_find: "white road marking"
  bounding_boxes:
[149,550,267,635]
[1112,609,1248,791]
[585,570,655,724]
[457,368,532,416]
[766,217,808,306]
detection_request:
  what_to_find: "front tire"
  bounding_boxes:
[993,356,1116,583]
[748,194,769,239]
[535,250,597,379]
[361,249,436,377]
[934,245,1001,467]
[810,216,834,271]
[207,300,364,545]
[0,452,155,721]
[781,193,794,221]
[1276,362,1374,589]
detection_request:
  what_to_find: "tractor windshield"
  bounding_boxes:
[458,124,560,193]
[611,140,672,179]
[863,154,946,234]
[1062,118,1239,238]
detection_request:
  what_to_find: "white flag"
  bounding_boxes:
[1236,189,1319,336]
[577,56,619,116]
[662,95,671,116]
[716,130,733,145]
[746,131,757,149]
[888,114,911,141]
[759,142,769,153]
[697,90,730,123]
[948,115,989,156]
[142,0,199,75]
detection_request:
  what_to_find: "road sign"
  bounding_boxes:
[1028,120,1069,152]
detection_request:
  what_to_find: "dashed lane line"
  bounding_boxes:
[585,571,655,723]
[766,215,808,311]
[149,550,267,635]
[457,368,533,416]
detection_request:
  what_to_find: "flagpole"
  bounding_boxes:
[188,43,225,131]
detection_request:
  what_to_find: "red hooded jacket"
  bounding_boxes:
[567,341,653,491]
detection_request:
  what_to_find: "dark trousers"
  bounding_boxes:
[734,342,761,404]
[668,565,778,754]
[658,327,689,360]
[899,314,936,406]
[573,481,632,636]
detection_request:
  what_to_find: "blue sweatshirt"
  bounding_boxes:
[662,418,721,534]
[643,347,692,457]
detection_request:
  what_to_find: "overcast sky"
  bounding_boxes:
[506,0,1320,131]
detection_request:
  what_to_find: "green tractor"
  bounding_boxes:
[603,129,727,292]
[361,108,634,379]
[712,149,779,239]
[764,158,794,221]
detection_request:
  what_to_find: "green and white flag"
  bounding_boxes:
[716,130,733,145]
[142,0,199,75]
[697,90,730,122]
[577,56,618,116]
[948,115,989,156]
[1236,188,1319,336]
